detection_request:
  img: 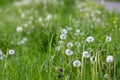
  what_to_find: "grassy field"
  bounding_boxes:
[0,0,120,80]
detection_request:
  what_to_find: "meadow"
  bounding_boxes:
[0,0,120,80]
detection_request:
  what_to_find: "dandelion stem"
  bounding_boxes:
[77,67,80,80]
[68,56,72,79]
[95,50,98,80]
[106,42,109,55]
[98,52,103,79]
[81,42,86,80]
[109,63,111,80]
[81,57,84,80]
[114,59,116,80]
[3,51,9,77]
[92,63,95,80]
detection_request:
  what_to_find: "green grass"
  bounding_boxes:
[0,0,120,80]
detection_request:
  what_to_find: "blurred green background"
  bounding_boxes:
[0,0,120,6]
[0,0,20,6]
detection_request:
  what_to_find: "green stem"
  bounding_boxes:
[68,56,72,79]
[81,42,86,80]
[3,51,8,78]
[113,57,116,80]
[95,50,98,80]
[109,63,111,80]
[92,63,95,80]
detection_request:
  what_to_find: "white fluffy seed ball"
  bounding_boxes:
[8,49,15,55]
[106,55,113,63]
[60,34,66,40]
[86,36,94,43]
[65,49,73,56]
[83,51,90,58]
[16,26,23,32]
[73,60,81,67]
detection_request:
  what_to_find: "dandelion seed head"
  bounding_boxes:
[55,46,61,51]
[23,37,28,42]
[73,60,81,67]
[16,26,23,32]
[86,36,94,43]
[75,29,80,35]
[83,51,90,58]
[67,42,73,48]
[60,29,68,34]
[60,34,66,40]
[8,49,15,55]
[104,74,109,78]
[106,36,112,42]
[106,55,113,63]
[90,56,96,63]
[65,49,73,56]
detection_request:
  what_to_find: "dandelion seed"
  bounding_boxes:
[106,36,112,42]
[106,55,113,63]
[16,26,23,32]
[86,36,94,43]
[83,51,90,58]
[60,34,66,40]
[67,42,73,48]
[65,49,73,56]
[73,60,81,67]
[8,49,15,55]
